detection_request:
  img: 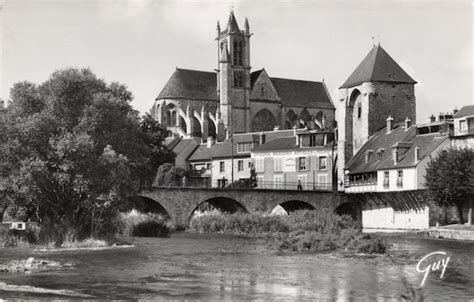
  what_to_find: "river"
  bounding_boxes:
[0,233,472,300]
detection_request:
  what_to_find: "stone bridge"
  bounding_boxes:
[136,187,358,228]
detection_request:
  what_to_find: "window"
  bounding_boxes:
[317,174,328,190]
[237,142,254,153]
[298,157,307,171]
[397,170,403,187]
[233,40,243,65]
[377,149,384,160]
[234,72,244,88]
[220,161,225,173]
[357,103,362,119]
[460,120,467,132]
[255,158,264,173]
[237,160,244,172]
[274,158,282,172]
[274,175,283,189]
[206,163,211,170]
[319,157,327,170]
[383,171,390,188]
[261,87,264,97]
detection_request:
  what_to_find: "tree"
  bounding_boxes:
[425,148,474,224]
[153,163,187,187]
[1,68,174,242]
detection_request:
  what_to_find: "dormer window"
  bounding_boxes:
[377,149,385,160]
[365,150,373,163]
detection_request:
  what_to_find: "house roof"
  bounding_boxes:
[252,137,297,152]
[156,68,219,101]
[454,105,474,118]
[188,129,303,161]
[345,123,449,173]
[157,68,333,109]
[340,45,417,89]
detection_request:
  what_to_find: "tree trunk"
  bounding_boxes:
[457,204,464,224]
[468,199,472,225]
[444,206,448,225]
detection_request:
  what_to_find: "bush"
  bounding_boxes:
[189,212,289,234]
[117,209,173,237]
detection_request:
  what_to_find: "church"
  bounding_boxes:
[150,11,335,141]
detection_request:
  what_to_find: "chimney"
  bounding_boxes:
[259,132,266,145]
[207,136,215,148]
[386,116,394,133]
[225,128,229,140]
[404,117,412,130]
[429,115,436,123]
[293,125,298,137]
[414,146,420,163]
[393,148,399,165]
[453,107,459,115]
[438,113,444,122]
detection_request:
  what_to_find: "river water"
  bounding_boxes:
[0,233,472,300]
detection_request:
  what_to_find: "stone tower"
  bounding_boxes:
[336,45,417,190]
[216,11,252,134]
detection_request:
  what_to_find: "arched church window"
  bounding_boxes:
[171,111,177,126]
[261,87,264,97]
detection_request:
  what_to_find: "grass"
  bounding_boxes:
[117,209,174,237]
[189,209,388,254]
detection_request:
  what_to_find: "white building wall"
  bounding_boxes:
[377,168,416,191]
[211,157,252,183]
[362,206,429,230]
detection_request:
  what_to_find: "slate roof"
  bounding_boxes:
[188,129,304,161]
[454,105,474,118]
[252,137,297,152]
[157,68,334,109]
[340,45,417,88]
[345,123,449,173]
[270,77,334,109]
[156,68,219,101]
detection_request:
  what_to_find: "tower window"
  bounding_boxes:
[234,72,244,88]
[357,103,362,119]
[261,87,264,97]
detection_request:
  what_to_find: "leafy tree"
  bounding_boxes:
[1,68,173,242]
[153,163,187,187]
[425,148,474,224]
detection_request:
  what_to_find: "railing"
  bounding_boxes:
[153,178,333,192]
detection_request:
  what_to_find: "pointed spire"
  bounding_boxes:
[217,21,221,34]
[227,10,240,32]
[245,17,249,34]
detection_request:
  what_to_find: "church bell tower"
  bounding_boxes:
[216,11,252,134]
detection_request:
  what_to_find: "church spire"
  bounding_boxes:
[227,10,240,32]
[245,17,249,34]
[216,21,221,34]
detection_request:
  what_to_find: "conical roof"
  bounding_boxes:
[227,11,240,32]
[340,45,417,88]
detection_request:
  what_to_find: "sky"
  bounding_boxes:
[1,0,472,123]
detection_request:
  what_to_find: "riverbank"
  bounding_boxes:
[426,224,474,241]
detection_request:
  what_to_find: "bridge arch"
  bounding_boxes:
[188,197,248,221]
[132,196,171,219]
[278,200,315,213]
[335,202,360,221]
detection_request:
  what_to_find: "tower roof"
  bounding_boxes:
[340,45,417,88]
[227,11,240,32]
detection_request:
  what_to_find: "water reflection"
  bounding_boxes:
[0,233,472,300]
